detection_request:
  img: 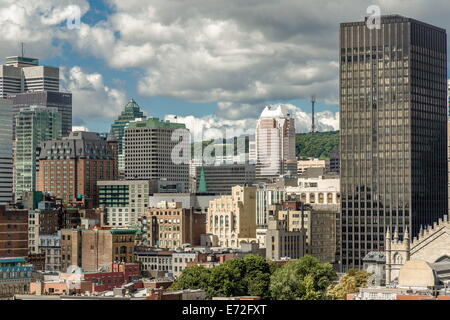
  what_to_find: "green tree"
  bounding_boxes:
[206,259,246,298]
[241,255,273,299]
[171,265,211,291]
[269,255,337,300]
[327,269,371,300]
[171,255,274,299]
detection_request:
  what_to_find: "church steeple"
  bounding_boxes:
[404,226,409,241]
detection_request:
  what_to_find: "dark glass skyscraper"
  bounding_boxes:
[339,15,447,271]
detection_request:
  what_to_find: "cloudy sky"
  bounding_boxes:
[1,0,449,138]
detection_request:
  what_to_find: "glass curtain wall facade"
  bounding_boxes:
[14,106,62,201]
[339,15,447,270]
[0,99,13,204]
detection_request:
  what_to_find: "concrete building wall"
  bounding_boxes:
[81,229,113,272]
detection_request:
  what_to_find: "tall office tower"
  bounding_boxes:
[0,56,59,99]
[0,56,70,139]
[448,121,450,215]
[14,106,62,201]
[340,15,447,271]
[0,63,22,98]
[124,118,189,192]
[36,132,118,205]
[109,99,146,177]
[255,105,297,181]
[447,79,450,116]
[10,91,72,136]
[0,99,13,204]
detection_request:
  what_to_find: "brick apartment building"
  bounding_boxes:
[36,131,117,206]
[60,229,82,272]
[0,206,28,257]
[61,228,136,272]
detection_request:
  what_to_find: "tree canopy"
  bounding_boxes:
[172,255,337,300]
[172,255,274,299]
[326,269,371,300]
[269,255,337,300]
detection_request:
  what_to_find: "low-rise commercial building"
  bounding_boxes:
[135,250,173,278]
[0,257,33,299]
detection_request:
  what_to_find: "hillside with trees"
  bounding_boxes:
[295,131,339,160]
[191,131,339,160]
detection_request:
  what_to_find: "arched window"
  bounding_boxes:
[318,193,324,204]
[220,216,224,226]
[327,193,333,203]
[225,216,229,227]
[393,252,403,264]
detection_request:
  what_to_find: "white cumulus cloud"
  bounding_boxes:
[60,66,127,125]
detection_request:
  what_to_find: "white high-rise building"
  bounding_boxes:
[255,105,297,180]
[124,117,190,192]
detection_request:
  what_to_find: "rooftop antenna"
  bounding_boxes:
[21,42,24,57]
[311,95,316,133]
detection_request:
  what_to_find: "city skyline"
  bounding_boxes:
[3,1,450,304]
[3,1,450,139]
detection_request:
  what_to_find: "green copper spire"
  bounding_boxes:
[109,99,146,154]
[197,167,207,193]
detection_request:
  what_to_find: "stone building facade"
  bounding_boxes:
[265,215,306,261]
[143,201,206,249]
[385,215,450,283]
[206,185,257,248]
